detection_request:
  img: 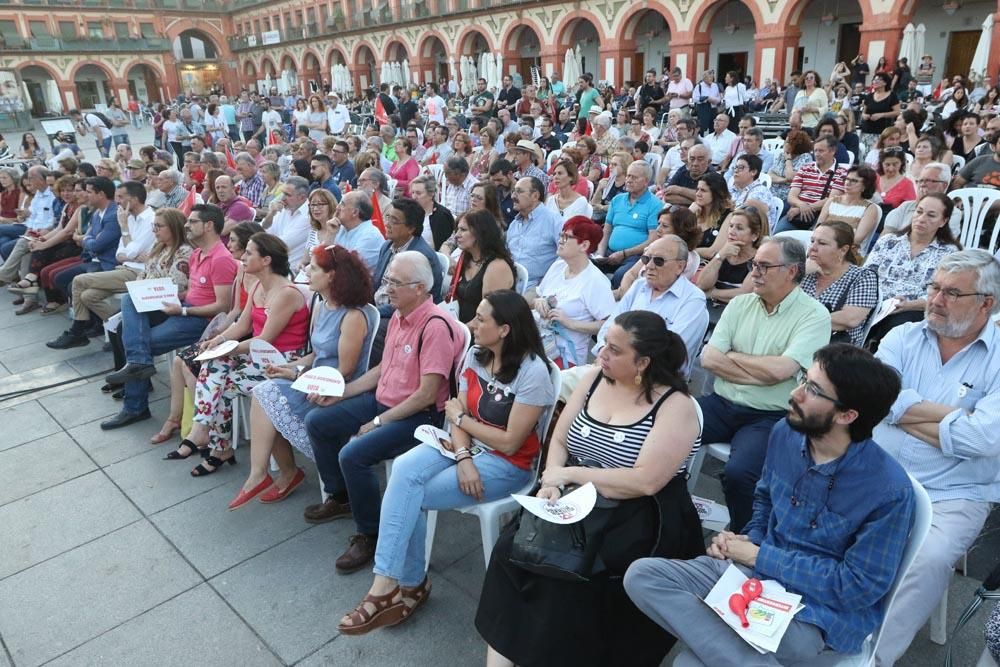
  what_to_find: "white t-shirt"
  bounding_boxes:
[536,259,616,363]
[425,95,446,124]
[544,194,594,222]
[261,110,283,132]
[85,113,109,139]
[162,119,179,143]
[327,105,350,134]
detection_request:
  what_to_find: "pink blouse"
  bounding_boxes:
[389,157,420,198]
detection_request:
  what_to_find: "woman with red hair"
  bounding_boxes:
[228,245,377,510]
[531,216,616,367]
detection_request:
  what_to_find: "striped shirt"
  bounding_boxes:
[790,162,848,205]
[566,375,700,476]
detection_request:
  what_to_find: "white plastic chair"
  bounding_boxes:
[950,187,1000,253]
[422,361,562,567]
[758,173,772,189]
[845,149,855,165]
[423,164,445,203]
[513,262,529,295]
[387,177,398,198]
[763,138,785,154]
[644,152,663,178]
[436,252,451,299]
[774,229,813,252]
[800,475,933,666]
[545,148,562,172]
[951,155,965,174]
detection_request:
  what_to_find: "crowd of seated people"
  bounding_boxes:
[5,66,1000,664]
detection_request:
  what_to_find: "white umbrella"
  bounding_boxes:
[402,59,410,88]
[495,53,504,87]
[379,61,389,86]
[914,24,926,70]
[458,57,468,95]
[563,50,574,88]
[574,44,583,78]
[20,81,32,112]
[969,14,994,83]
[45,79,63,113]
[899,23,916,71]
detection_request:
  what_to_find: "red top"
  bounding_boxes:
[250,284,310,353]
[1,188,19,219]
[187,241,239,307]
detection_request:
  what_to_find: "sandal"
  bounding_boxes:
[163,438,207,460]
[150,417,181,444]
[337,587,406,636]
[15,300,39,315]
[8,277,38,294]
[190,450,237,477]
[40,303,67,315]
[397,577,432,623]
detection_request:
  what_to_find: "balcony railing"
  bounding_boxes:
[1,0,226,9]
[0,34,170,51]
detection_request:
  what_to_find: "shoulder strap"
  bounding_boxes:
[416,314,459,398]
[649,387,677,424]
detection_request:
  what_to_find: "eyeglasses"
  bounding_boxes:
[844,177,864,184]
[381,277,421,289]
[558,233,578,243]
[916,178,949,185]
[796,370,844,407]
[640,255,682,267]
[926,282,987,302]
[309,202,330,208]
[750,261,790,275]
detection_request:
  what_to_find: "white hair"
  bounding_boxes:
[937,249,1000,314]
[392,251,434,293]
[922,161,951,182]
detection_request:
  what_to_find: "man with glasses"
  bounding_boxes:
[372,198,444,320]
[663,142,712,206]
[698,236,832,531]
[534,116,561,155]
[303,250,465,573]
[595,161,661,287]
[102,204,238,429]
[333,191,383,275]
[627,343,914,666]
[872,249,1000,664]
[329,140,356,187]
[506,176,564,290]
[884,162,961,235]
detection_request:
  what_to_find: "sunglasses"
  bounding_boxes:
[640,255,680,267]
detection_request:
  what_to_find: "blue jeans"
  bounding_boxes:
[0,224,26,260]
[120,294,208,414]
[97,136,112,157]
[374,445,531,586]
[697,393,785,532]
[305,391,442,535]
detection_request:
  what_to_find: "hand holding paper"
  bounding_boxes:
[249,339,286,368]
[193,339,240,361]
[291,366,345,397]
[512,483,597,525]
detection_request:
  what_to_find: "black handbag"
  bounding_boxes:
[508,483,620,582]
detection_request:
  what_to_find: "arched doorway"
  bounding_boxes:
[278,54,298,96]
[556,18,601,81]
[127,64,162,104]
[459,30,491,58]
[418,34,449,87]
[505,24,542,87]
[620,8,674,87]
[706,1,759,80]
[303,51,322,95]
[19,65,63,116]
[172,29,222,95]
[355,44,377,91]
[73,64,113,109]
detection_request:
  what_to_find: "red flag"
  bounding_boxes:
[224,143,236,170]
[584,120,592,136]
[178,186,197,216]
[374,95,390,126]
[268,129,281,146]
[370,191,386,237]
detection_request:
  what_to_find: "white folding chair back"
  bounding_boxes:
[904,152,914,170]
[387,177,398,198]
[513,262,529,295]
[763,138,785,154]
[686,398,706,495]
[846,149,855,165]
[950,187,1000,253]
[951,155,965,173]
[546,149,562,171]
[758,173,772,189]
[774,229,812,253]
[436,252,452,299]
[644,152,663,177]
[799,475,932,666]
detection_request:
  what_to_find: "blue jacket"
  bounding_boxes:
[81,203,122,270]
[374,236,443,309]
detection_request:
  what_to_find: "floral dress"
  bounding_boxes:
[193,285,310,449]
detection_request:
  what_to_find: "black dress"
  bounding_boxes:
[860,92,899,135]
[475,376,705,667]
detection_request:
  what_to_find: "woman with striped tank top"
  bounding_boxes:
[476,310,705,667]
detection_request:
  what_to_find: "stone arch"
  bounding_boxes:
[384,39,409,62]
[617,2,679,41]
[417,32,450,60]
[260,56,278,78]
[552,12,608,49]
[691,0,765,35]
[352,40,378,65]
[124,61,164,103]
[777,0,874,28]
[279,52,297,72]
[499,17,546,55]
[16,60,65,84]
[326,46,348,69]
[68,60,116,84]
[456,26,495,55]
[163,19,226,56]
[243,59,258,78]
[121,59,166,81]
[171,28,221,61]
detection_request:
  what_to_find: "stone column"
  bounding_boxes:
[667,32,711,82]
[754,29,802,86]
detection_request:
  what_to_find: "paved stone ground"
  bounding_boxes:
[0,120,996,666]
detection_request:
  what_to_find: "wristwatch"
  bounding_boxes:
[455,412,465,427]
[181,306,188,317]
[294,365,305,379]
[373,415,382,427]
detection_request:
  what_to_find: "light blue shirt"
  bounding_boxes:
[335,219,385,277]
[506,203,564,289]
[875,320,1000,504]
[25,187,56,231]
[220,104,237,126]
[606,189,663,252]
[594,275,708,369]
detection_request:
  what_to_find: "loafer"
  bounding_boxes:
[100,409,152,430]
[335,533,377,573]
[100,383,121,393]
[303,497,352,524]
[46,331,90,349]
[106,363,157,385]
[260,468,305,504]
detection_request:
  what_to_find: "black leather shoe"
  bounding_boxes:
[105,363,157,385]
[100,409,152,430]
[84,325,105,338]
[46,331,90,349]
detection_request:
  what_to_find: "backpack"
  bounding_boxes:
[88,111,113,129]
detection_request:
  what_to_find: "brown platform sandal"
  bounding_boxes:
[337,587,406,636]
[396,577,432,625]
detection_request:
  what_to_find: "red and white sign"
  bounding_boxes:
[291,366,345,397]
